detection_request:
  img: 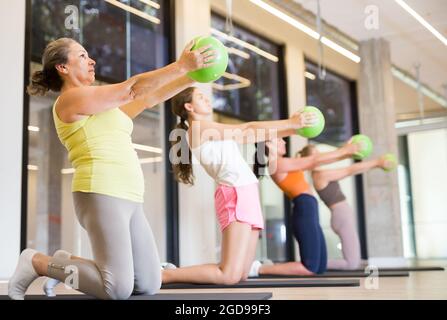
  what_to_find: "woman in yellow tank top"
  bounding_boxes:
[9,37,216,300]
[250,138,360,276]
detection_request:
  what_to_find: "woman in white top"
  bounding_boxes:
[162,87,317,284]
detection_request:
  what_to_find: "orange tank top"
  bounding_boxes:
[276,171,310,199]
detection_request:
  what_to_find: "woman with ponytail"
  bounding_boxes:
[300,145,395,270]
[9,37,215,300]
[161,87,318,285]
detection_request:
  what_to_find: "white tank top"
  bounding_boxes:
[191,139,258,187]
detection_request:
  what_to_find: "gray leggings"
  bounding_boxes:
[47,192,161,300]
[327,200,361,270]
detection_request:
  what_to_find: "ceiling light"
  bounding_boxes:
[138,0,160,10]
[28,126,39,132]
[304,71,316,80]
[212,72,251,91]
[249,0,361,63]
[392,67,447,108]
[133,143,162,154]
[226,46,250,60]
[211,28,279,62]
[61,168,75,175]
[105,0,160,24]
[395,0,447,46]
[395,117,447,129]
[139,157,163,164]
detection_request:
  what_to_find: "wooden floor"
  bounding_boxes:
[1,260,446,300]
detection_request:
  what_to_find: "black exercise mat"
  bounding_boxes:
[328,266,445,272]
[161,278,359,289]
[251,270,409,279]
[0,292,272,300]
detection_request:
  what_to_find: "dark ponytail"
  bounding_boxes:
[298,144,316,157]
[253,142,269,179]
[27,38,76,96]
[171,87,196,185]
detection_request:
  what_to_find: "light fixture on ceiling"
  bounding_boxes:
[211,28,279,62]
[61,168,75,175]
[138,0,160,10]
[133,143,162,154]
[304,71,316,80]
[28,126,39,132]
[226,46,250,60]
[395,0,447,46]
[395,116,447,136]
[395,116,447,129]
[212,72,251,91]
[105,0,160,24]
[139,156,163,164]
[249,0,361,63]
[392,67,447,108]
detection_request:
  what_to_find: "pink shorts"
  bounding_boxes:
[215,183,264,232]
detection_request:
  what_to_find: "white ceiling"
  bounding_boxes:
[292,0,447,95]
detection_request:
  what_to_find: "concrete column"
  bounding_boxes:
[285,44,308,153]
[358,38,403,258]
[175,0,217,266]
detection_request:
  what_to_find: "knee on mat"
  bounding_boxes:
[105,280,134,300]
[240,271,250,282]
[302,260,323,274]
[346,257,361,270]
[133,278,161,296]
[221,270,244,285]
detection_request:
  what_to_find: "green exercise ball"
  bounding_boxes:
[351,134,373,160]
[382,153,397,172]
[187,36,228,83]
[296,106,325,139]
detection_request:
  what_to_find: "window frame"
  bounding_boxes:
[304,58,368,259]
[211,11,284,122]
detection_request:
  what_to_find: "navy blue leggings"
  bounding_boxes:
[292,194,327,274]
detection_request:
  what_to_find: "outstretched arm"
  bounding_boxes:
[119,76,195,119]
[57,42,213,122]
[313,143,359,167]
[315,158,382,183]
[274,155,318,173]
[273,143,360,173]
[191,111,317,145]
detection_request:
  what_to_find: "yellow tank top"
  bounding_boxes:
[52,102,144,203]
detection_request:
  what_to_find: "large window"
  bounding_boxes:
[211,14,283,121]
[211,13,289,262]
[406,129,447,258]
[31,0,167,82]
[397,135,416,258]
[304,60,366,260]
[305,61,354,146]
[26,0,171,260]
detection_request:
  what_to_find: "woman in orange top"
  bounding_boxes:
[252,138,359,275]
